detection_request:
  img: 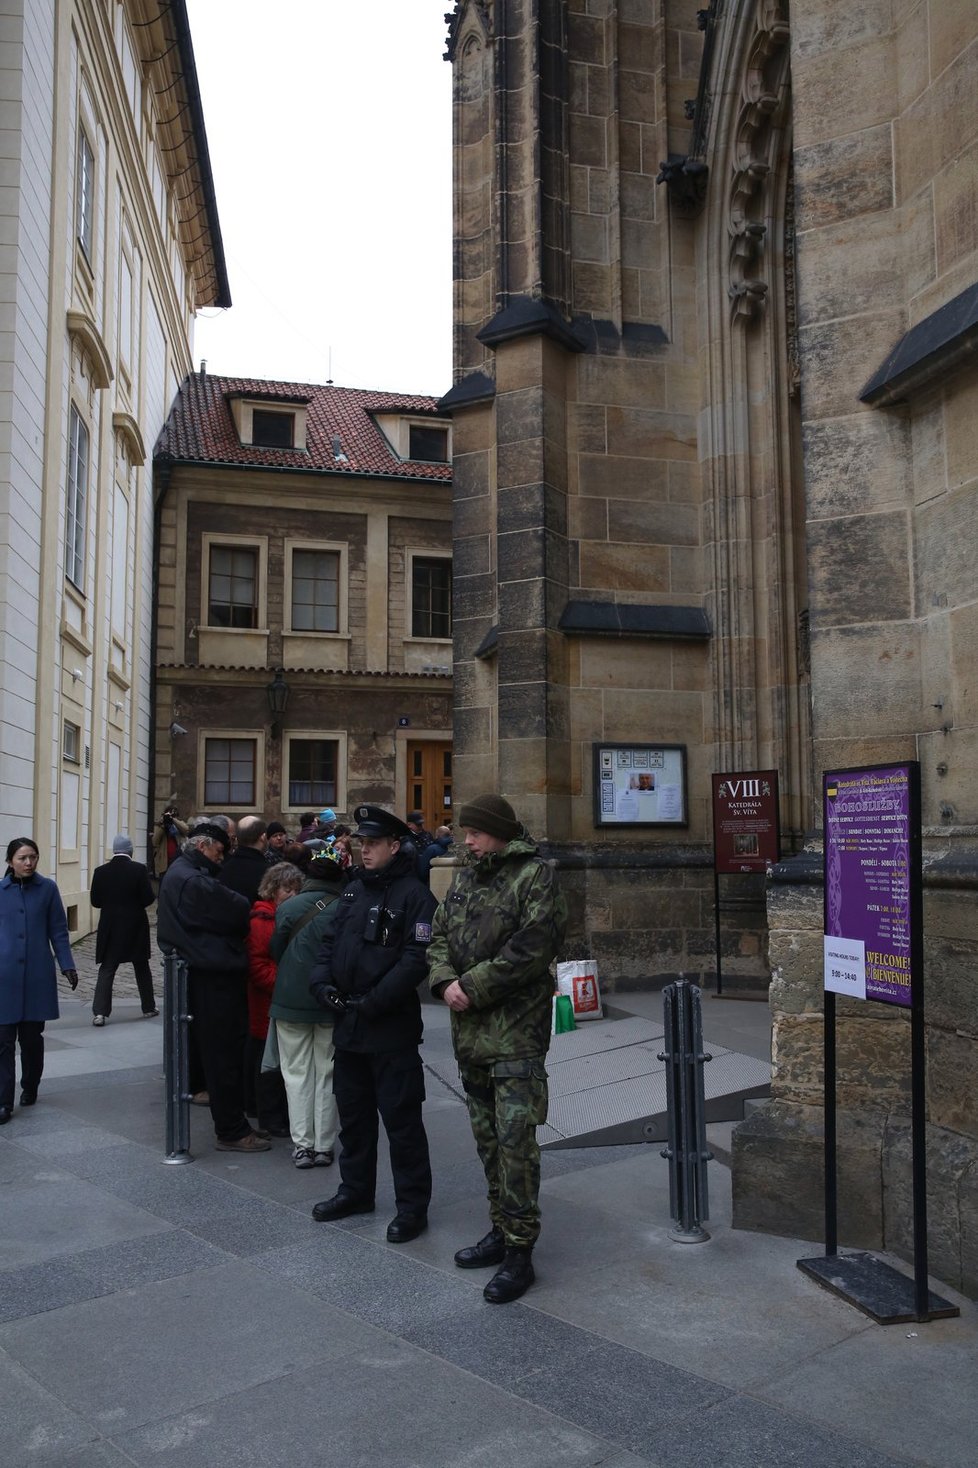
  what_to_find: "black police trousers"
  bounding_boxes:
[333,1046,431,1216]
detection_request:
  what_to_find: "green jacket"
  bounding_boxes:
[428,835,567,1066]
[268,876,343,1024]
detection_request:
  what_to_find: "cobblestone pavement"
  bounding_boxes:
[58,910,165,1008]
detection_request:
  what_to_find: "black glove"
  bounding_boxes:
[64,969,79,991]
[312,983,347,1016]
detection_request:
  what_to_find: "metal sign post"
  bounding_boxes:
[798,762,957,1323]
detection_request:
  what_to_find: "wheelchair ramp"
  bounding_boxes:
[425,1014,770,1150]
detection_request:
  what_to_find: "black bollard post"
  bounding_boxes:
[162,952,193,1165]
[659,977,712,1242]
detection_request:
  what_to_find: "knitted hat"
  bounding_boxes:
[112,834,134,855]
[266,821,287,838]
[318,808,337,823]
[457,794,521,843]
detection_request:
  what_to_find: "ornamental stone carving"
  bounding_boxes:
[727,2,790,321]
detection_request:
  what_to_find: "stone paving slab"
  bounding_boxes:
[1,989,976,1468]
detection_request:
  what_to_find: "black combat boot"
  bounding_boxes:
[483,1246,534,1304]
[454,1227,506,1269]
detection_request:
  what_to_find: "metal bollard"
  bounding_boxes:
[659,977,712,1242]
[162,952,193,1164]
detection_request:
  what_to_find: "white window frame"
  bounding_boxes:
[76,126,95,261]
[282,730,348,815]
[200,533,268,632]
[65,403,90,591]
[197,729,264,813]
[405,549,453,642]
[284,539,349,637]
[63,719,81,764]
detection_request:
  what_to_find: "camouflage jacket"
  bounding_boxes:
[428,835,567,1066]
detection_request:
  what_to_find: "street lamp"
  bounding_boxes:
[266,667,290,738]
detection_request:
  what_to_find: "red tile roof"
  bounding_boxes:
[155,373,452,481]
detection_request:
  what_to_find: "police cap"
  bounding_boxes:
[353,804,413,842]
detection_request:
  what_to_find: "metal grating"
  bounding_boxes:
[424,1011,770,1151]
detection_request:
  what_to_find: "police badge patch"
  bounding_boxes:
[415,921,432,942]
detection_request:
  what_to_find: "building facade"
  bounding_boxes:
[442,1,978,1295]
[0,0,228,931]
[153,373,453,831]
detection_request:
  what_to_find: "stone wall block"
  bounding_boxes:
[578,639,673,690]
[769,931,824,1012]
[810,624,921,741]
[960,1159,978,1300]
[882,1119,978,1295]
[798,313,906,421]
[732,1101,887,1248]
[792,37,896,149]
[802,415,911,521]
[894,41,978,205]
[808,512,911,625]
[927,1028,978,1137]
[579,539,669,593]
[579,453,670,499]
[914,484,978,618]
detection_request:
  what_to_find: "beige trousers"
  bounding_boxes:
[275,1020,337,1153]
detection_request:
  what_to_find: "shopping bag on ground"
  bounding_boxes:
[552,993,576,1034]
[556,959,603,1020]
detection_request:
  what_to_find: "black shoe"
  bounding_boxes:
[386,1213,428,1244]
[311,1193,375,1223]
[483,1247,535,1304]
[0,1106,11,1125]
[19,1092,37,1107]
[454,1227,506,1270]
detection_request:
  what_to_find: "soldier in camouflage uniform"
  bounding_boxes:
[428,793,567,1303]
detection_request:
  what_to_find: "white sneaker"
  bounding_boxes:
[313,1150,334,1167]
[292,1146,315,1169]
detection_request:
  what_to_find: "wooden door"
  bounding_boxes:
[407,740,453,831]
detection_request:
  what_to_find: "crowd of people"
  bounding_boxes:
[0,794,566,1305]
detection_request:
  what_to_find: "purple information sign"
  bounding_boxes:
[823,765,914,1008]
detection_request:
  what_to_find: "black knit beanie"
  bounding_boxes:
[458,793,521,843]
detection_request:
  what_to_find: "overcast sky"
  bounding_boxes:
[186,1,453,396]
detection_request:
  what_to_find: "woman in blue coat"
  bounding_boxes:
[0,837,78,1122]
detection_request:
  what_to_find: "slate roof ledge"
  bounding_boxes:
[558,601,711,640]
[437,371,496,412]
[860,281,978,406]
[477,296,589,353]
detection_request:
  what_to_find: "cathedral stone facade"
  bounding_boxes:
[442,1,978,1297]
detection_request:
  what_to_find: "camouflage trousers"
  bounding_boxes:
[460,1057,549,1248]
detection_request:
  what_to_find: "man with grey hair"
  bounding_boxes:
[90,835,156,1025]
[157,821,270,1152]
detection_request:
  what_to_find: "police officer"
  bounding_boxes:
[308,805,436,1242]
[428,794,567,1303]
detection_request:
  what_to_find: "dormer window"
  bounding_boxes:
[409,424,449,463]
[226,393,309,450]
[252,409,294,448]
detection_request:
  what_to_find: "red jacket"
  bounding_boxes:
[246,899,277,1039]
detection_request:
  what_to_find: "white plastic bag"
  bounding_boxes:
[556,959,603,1021]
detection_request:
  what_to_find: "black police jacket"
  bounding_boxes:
[307,849,437,1053]
[156,848,250,973]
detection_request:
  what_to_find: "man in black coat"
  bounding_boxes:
[157,822,270,1153]
[90,836,157,1024]
[219,816,269,904]
[308,805,436,1242]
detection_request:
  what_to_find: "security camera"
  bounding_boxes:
[169,721,188,737]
